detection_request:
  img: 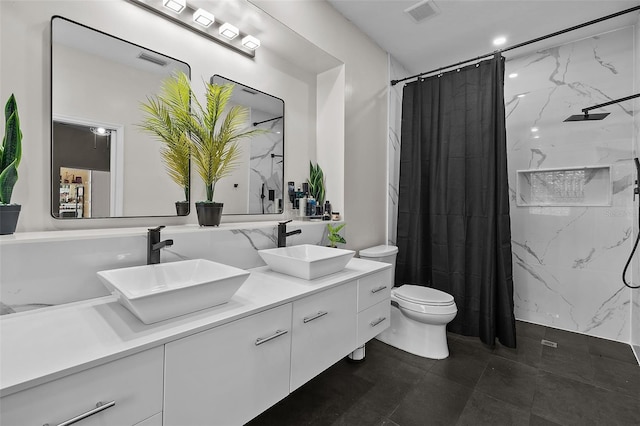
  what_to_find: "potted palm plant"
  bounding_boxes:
[142,72,264,226]
[0,94,22,235]
[139,75,191,216]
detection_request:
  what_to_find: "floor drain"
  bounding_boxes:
[541,339,558,348]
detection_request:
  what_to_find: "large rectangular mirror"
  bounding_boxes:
[51,16,191,219]
[211,75,284,215]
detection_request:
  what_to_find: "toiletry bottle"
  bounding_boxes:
[307,195,316,216]
[300,192,308,217]
[323,200,331,220]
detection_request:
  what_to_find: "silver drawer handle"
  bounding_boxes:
[370,317,386,327]
[44,400,116,426]
[303,311,328,323]
[370,285,388,294]
[255,329,288,346]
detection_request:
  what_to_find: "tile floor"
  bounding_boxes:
[248,321,639,426]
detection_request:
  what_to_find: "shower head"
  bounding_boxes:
[564,93,639,123]
[564,112,610,122]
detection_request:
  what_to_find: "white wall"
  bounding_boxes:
[1,0,327,231]
[252,1,389,252]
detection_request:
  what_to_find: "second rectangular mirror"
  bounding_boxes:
[211,75,284,215]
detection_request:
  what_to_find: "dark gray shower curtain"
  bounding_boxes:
[395,54,516,348]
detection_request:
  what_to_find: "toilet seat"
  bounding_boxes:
[393,285,455,306]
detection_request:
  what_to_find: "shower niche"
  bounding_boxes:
[516,165,611,207]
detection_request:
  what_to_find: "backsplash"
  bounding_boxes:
[0,221,335,315]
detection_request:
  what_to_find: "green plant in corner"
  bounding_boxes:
[327,223,346,248]
[1,94,22,205]
[308,161,325,205]
[139,75,191,203]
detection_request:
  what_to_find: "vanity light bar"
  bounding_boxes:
[127,0,259,58]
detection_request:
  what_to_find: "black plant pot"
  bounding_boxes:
[0,204,21,235]
[196,202,223,226]
[175,201,190,216]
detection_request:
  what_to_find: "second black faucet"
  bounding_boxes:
[277,220,301,248]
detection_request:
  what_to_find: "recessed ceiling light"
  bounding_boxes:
[242,35,260,50]
[531,127,539,132]
[493,36,507,46]
[508,73,518,78]
[193,9,215,27]
[219,22,239,40]
[162,0,185,13]
[517,94,526,98]
[533,135,540,139]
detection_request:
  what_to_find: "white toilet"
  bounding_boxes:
[359,245,457,360]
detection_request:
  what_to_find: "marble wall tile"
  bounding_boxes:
[506,26,635,342]
[388,55,409,246]
[0,221,335,315]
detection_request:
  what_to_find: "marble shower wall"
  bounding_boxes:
[387,55,410,246]
[387,27,636,343]
[0,221,334,315]
[506,26,634,342]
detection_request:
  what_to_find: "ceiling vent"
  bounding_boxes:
[404,0,439,24]
[137,52,168,67]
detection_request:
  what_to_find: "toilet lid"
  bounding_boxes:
[394,285,455,306]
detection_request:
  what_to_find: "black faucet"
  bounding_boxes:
[147,226,174,265]
[277,220,301,248]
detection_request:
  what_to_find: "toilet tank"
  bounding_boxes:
[359,245,398,284]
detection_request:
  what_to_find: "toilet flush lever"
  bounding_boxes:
[371,285,388,294]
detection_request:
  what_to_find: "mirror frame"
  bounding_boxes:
[50,15,192,220]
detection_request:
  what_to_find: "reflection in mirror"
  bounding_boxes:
[211,75,284,215]
[51,16,190,219]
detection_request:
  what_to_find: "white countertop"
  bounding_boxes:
[0,258,389,397]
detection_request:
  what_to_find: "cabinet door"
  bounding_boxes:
[357,298,391,346]
[290,283,357,391]
[1,346,164,426]
[164,304,292,426]
[357,269,393,312]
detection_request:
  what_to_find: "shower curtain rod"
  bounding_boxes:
[390,5,640,86]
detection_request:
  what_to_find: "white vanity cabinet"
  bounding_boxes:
[290,282,357,390]
[163,303,293,426]
[356,269,392,346]
[0,346,164,426]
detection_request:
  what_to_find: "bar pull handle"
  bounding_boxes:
[370,317,387,327]
[303,311,328,323]
[370,285,388,294]
[44,400,116,426]
[255,329,288,346]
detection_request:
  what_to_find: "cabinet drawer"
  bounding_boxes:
[290,283,357,391]
[1,346,164,426]
[357,269,392,312]
[357,299,390,346]
[164,304,292,426]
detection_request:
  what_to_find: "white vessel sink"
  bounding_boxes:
[97,259,250,324]
[258,244,355,280]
